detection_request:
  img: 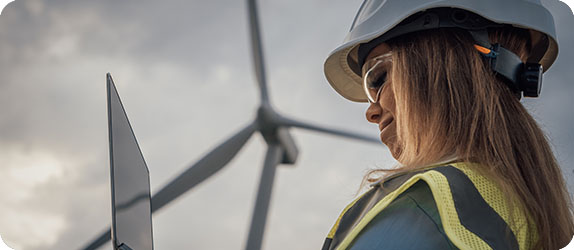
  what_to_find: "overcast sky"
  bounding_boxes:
[0,0,572,249]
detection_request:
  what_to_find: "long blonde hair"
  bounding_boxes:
[368,27,573,249]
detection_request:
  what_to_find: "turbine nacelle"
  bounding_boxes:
[256,105,298,165]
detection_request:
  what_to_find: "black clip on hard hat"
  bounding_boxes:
[470,29,544,98]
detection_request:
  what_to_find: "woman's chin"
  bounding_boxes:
[379,121,401,161]
[380,136,402,161]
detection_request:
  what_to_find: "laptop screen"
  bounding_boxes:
[107,73,154,250]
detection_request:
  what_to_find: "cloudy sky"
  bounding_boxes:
[0,0,572,249]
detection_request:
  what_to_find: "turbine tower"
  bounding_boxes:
[81,0,381,249]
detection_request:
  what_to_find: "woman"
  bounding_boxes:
[322,1,574,250]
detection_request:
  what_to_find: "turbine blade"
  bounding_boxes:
[278,116,381,144]
[151,121,257,212]
[244,144,283,250]
[247,0,269,104]
[80,121,257,250]
[81,230,111,250]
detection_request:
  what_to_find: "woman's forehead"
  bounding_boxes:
[365,42,392,61]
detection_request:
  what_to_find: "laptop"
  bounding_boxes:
[107,73,154,250]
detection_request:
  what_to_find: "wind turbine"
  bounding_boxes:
[81,0,381,249]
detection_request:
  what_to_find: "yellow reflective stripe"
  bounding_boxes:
[423,170,492,250]
[450,163,537,250]
[331,163,535,250]
[335,167,492,250]
[335,173,427,249]
[327,190,371,238]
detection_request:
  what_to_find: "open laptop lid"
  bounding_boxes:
[107,73,154,250]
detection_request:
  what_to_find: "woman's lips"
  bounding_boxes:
[379,117,394,132]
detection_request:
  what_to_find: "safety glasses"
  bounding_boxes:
[362,52,392,103]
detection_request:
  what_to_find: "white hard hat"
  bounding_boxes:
[324,0,558,102]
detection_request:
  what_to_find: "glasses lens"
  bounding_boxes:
[362,54,391,103]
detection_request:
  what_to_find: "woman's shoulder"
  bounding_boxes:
[434,162,537,250]
[354,163,533,249]
[350,180,458,249]
[382,162,535,250]
[328,163,535,250]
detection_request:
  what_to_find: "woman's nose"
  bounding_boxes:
[366,102,382,124]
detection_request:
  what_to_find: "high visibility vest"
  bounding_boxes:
[322,162,537,250]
